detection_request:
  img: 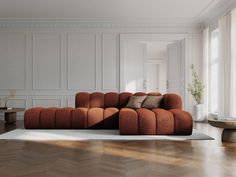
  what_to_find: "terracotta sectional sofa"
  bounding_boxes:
[24,92,193,135]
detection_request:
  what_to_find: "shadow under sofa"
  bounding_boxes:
[24,92,193,135]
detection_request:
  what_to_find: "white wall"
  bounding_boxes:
[0,22,202,119]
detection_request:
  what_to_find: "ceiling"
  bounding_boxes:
[0,0,230,24]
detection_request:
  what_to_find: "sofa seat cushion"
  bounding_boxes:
[55,108,74,128]
[40,108,58,128]
[136,108,156,135]
[152,108,174,135]
[24,107,44,129]
[87,108,104,128]
[104,107,119,129]
[119,108,138,135]
[71,108,88,129]
[119,108,192,135]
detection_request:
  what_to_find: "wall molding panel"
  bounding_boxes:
[0,33,27,90]
[32,99,62,108]
[67,33,97,90]
[7,99,27,108]
[102,33,119,90]
[32,33,62,90]
[67,98,75,108]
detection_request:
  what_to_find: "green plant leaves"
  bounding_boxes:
[188,64,204,104]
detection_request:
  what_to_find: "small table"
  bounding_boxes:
[208,118,236,142]
[0,108,25,124]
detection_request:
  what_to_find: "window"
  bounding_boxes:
[209,28,219,115]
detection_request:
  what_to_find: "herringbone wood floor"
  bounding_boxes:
[0,121,236,177]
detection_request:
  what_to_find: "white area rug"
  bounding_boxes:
[0,129,214,141]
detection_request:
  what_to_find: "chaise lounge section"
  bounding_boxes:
[24,92,193,135]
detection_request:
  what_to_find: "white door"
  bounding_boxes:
[121,40,147,92]
[146,63,159,92]
[166,41,181,95]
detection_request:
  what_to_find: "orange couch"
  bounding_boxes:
[24,92,193,135]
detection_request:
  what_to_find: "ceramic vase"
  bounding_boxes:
[194,104,205,122]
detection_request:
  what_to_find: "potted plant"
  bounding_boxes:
[188,64,205,122]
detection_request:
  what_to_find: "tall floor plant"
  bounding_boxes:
[188,64,205,121]
[188,64,204,104]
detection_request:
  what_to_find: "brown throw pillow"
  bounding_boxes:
[141,95,163,109]
[125,95,147,109]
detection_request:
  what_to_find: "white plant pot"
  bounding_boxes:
[194,104,205,122]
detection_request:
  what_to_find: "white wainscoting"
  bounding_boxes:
[0,24,202,119]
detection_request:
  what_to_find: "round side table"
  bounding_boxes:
[208,118,236,143]
[0,108,25,124]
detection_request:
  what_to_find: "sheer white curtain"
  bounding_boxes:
[218,13,231,118]
[202,28,209,119]
[230,9,236,118]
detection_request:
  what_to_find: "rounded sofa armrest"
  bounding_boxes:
[162,93,182,110]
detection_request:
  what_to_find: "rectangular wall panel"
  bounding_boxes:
[32,99,61,107]
[102,34,118,89]
[7,99,26,108]
[0,34,26,89]
[33,33,61,89]
[67,99,75,108]
[68,34,96,90]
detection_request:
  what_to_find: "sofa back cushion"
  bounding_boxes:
[75,92,162,109]
[119,92,133,108]
[90,92,104,108]
[75,92,90,108]
[104,92,119,108]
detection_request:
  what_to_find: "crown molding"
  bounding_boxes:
[199,0,236,28]
[0,0,231,30]
[0,18,202,29]
[194,0,221,21]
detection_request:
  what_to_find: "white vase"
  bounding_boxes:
[194,104,205,122]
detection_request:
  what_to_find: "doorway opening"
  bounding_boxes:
[120,34,187,106]
[144,41,170,94]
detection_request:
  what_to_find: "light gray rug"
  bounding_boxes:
[0,129,214,141]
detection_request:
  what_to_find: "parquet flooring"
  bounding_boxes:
[0,120,236,177]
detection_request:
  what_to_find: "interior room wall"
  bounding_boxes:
[0,22,202,119]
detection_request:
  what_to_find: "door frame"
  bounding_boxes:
[120,33,191,109]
